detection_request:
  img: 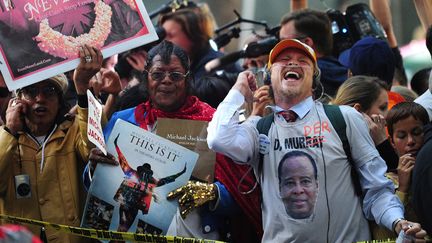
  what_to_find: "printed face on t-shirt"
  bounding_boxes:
[278,152,318,219]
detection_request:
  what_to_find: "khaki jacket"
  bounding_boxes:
[0,108,93,243]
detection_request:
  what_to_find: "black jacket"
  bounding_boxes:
[412,122,432,235]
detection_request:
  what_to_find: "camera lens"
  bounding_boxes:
[17,183,31,196]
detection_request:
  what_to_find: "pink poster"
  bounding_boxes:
[0,0,158,90]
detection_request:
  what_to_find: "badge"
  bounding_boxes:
[14,174,31,199]
[259,134,271,154]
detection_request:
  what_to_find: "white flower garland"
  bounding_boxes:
[35,0,112,59]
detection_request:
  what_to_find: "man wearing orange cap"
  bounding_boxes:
[207,39,427,242]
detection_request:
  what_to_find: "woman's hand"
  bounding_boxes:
[364,114,387,145]
[73,45,103,94]
[394,219,427,242]
[90,68,122,97]
[397,153,415,193]
[126,51,147,72]
[88,148,118,170]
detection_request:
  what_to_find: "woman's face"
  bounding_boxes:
[162,20,193,55]
[390,115,425,157]
[366,89,389,117]
[148,54,188,112]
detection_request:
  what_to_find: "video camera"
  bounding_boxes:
[205,10,280,72]
[327,3,387,57]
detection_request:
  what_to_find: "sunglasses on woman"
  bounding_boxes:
[148,71,189,82]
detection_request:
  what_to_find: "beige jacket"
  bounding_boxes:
[0,108,92,243]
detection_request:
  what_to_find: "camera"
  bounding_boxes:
[327,3,386,57]
[15,174,31,199]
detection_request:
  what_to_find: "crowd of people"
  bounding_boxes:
[1,0,432,242]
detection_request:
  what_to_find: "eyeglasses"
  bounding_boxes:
[148,71,188,82]
[20,85,59,99]
[0,87,10,98]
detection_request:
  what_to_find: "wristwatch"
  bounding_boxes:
[392,218,405,233]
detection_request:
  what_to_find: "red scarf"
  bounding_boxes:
[134,96,215,128]
[215,154,263,239]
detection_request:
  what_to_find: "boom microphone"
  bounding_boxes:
[205,36,279,73]
[205,50,245,73]
[244,36,278,57]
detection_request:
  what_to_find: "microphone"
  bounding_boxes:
[205,50,245,73]
[244,36,278,57]
[205,36,278,73]
[213,27,241,49]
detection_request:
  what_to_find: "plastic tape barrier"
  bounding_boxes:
[0,214,225,243]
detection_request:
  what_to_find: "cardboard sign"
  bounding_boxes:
[87,90,106,155]
[156,118,215,183]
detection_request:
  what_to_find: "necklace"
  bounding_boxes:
[34,0,112,59]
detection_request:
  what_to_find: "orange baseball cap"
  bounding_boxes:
[267,39,317,70]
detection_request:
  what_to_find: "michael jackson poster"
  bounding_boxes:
[81,119,198,235]
[0,0,158,90]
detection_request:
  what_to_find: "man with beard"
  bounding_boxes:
[207,39,427,242]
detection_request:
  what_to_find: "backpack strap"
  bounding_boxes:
[256,114,274,181]
[323,104,362,197]
[256,113,274,136]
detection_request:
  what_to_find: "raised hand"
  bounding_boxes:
[91,68,122,97]
[251,85,272,116]
[363,113,387,145]
[73,45,103,94]
[233,71,258,103]
[5,98,28,135]
[397,153,415,193]
[126,51,148,72]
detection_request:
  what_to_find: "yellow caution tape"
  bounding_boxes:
[355,240,395,243]
[0,214,225,243]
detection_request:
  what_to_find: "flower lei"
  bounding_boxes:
[34,0,112,59]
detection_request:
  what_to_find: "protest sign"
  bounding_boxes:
[87,90,106,155]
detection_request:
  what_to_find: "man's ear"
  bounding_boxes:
[353,103,362,112]
[303,37,314,49]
